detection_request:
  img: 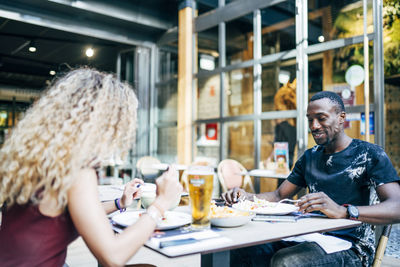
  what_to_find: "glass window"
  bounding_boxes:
[261,59,296,112]
[307,44,374,146]
[383,7,400,173]
[261,118,297,170]
[197,74,220,119]
[119,51,135,86]
[224,67,254,116]
[156,126,177,163]
[157,81,177,123]
[198,26,219,72]
[224,121,254,169]
[308,0,373,45]
[261,0,296,57]
[158,49,178,82]
[0,110,8,127]
[194,123,220,166]
[226,14,253,65]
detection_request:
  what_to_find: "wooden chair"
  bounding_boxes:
[372,224,392,267]
[135,156,161,182]
[217,159,255,194]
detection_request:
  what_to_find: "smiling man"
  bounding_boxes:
[223,91,400,267]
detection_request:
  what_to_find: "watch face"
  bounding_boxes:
[348,205,359,218]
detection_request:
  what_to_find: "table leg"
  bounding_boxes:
[254,177,260,193]
[212,250,230,267]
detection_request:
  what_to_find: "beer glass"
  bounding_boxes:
[187,165,214,230]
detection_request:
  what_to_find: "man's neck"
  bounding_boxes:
[324,134,352,154]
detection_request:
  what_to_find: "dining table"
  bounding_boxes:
[121,205,361,267]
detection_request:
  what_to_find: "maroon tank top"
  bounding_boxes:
[0,203,79,267]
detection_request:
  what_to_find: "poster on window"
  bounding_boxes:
[274,142,289,172]
[205,123,218,140]
[360,112,374,135]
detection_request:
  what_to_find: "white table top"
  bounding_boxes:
[144,206,361,258]
[152,163,188,171]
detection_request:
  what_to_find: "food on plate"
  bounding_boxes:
[232,196,298,215]
[210,203,250,218]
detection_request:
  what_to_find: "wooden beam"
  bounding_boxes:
[177,3,194,165]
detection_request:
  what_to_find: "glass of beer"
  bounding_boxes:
[187,165,214,230]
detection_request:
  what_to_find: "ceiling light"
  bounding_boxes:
[278,70,290,84]
[28,41,37,53]
[85,48,94,58]
[199,54,215,71]
[318,35,325,43]
[49,70,56,76]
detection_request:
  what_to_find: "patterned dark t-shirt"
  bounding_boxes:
[287,139,400,266]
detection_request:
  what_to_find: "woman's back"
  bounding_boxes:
[0,204,78,267]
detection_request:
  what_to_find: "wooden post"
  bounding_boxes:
[178,1,195,165]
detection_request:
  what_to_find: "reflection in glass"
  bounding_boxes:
[384,6,400,173]
[308,44,374,144]
[261,118,296,170]
[156,127,177,163]
[158,50,178,81]
[198,26,219,71]
[157,81,177,123]
[225,67,253,116]
[308,0,373,45]
[226,14,253,65]
[224,121,254,169]
[197,74,220,119]
[261,0,296,56]
[308,44,373,100]
[261,60,296,112]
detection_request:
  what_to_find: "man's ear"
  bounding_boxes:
[339,111,346,124]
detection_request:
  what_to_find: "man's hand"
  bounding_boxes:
[297,192,347,219]
[221,187,254,205]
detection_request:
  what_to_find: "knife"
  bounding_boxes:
[159,236,216,248]
[159,238,198,248]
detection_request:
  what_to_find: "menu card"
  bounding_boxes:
[145,228,232,257]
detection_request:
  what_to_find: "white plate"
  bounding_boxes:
[232,202,298,215]
[112,210,192,230]
[211,214,254,228]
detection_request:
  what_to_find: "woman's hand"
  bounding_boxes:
[297,192,347,219]
[120,178,144,209]
[221,187,254,205]
[154,166,183,212]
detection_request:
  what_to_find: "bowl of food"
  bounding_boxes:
[210,203,254,227]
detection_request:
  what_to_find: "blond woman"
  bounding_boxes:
[0,68,182,266]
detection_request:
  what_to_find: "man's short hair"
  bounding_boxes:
[309,91,345,113]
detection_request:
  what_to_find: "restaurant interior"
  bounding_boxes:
[1,0,400,266]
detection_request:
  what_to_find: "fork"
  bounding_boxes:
[278,198,300,204]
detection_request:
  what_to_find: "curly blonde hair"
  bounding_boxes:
[0,68,138,209]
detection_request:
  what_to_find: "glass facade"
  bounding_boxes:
[151,0,399,177]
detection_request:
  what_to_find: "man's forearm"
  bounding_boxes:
[253,190,281,202]
[358,200,400,225]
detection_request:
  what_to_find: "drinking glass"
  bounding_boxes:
[187,165,214,230]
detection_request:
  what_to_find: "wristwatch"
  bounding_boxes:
[343,204,359,220]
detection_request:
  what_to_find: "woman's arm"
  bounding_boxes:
[68,168,181,267]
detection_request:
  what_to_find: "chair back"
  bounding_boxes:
[372,224,392,267]
[217,159,255,193]
[136,156,161,181]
